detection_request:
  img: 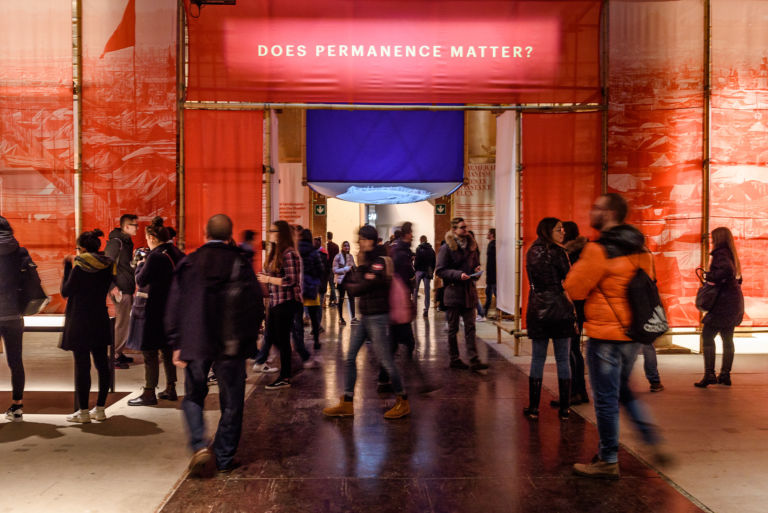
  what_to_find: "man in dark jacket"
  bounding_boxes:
[105,213,138,368]
[323,225,410,419]
[167,214,264,477]
[435,217,489,372]
[390,222,416,353]
[414,235,436,317]
[483,228,497,319]
[326,232,339,306]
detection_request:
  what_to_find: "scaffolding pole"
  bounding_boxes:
[264,109,273,228]
[72,0,83,237]
[600,0,610,193]
[176,0,187,249]
[183,101,605,113]
[702,0,712,263]
[515,111,523,336]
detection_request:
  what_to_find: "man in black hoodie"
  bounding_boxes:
[167,214,264,477]
[414,235,436,317]
[105,214,138,368]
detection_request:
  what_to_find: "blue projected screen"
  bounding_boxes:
[306,110,464,184]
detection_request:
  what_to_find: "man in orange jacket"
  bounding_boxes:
[564,193,664,480]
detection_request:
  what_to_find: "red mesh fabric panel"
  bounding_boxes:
[186,0,601,104]
[184,110,263,268]
[521,112,602,327]
[0,2,74,312]
[82,0,178,247]
[710,0,768,326]
[607,0,704,327]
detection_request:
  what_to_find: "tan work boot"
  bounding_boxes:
[188,447,213,478]
[384,396,411,419]
[573,455,620,480]
[323,397,354,417]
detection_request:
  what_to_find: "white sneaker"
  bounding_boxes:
[66,410,91,423]
[303,356,322,369]
[5,407,22,422]
[253,362,279,373]
[476,315,483,322]
[89,406,107,421]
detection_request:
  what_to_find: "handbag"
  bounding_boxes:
[124,291,148,351]
[530,288,576,323]
[695,267,719,312]
[18,255,49,316]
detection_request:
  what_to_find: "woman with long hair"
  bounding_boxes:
[127,217,185,406]
[257,220,305,390]
[333,241,356,325]
[524,217,574,420]
[695,226,744,387]
[60,229,113,423]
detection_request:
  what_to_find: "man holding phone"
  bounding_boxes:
[435,217,489,372]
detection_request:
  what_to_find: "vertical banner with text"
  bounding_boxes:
[453,162,496,290]
[276,162,309,228]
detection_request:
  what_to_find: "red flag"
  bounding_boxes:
[100,0,135,58]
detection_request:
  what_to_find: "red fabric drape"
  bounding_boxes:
[521,112,602,327]
[100,0,136,58]
[607,0,704,327]
[184,110,263,268]
[0,2,74,312]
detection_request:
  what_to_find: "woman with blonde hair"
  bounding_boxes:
[695,226,743,387]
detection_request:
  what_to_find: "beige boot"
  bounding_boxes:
[573,455,620,480]
[323,396,354,417]
[384,396,410,419]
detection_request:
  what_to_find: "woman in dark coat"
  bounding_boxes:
[695,226,744,387]
[61,229,113,423]
[524,217,575,421]
[127,218,185,406]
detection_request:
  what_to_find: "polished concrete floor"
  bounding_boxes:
[1,306,766,512]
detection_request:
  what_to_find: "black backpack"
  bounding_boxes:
[600,253,669,344]
[218,256,264,359]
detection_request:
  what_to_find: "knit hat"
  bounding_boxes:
[358,225,378,241]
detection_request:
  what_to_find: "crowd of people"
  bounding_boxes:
[0,192,744,480]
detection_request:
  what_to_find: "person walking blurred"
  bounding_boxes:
[414,235,436,318]
[483,228,497,320]
[333,241,356,325]
[435,218,489,372]
[105,214,138,368]
[127,217,185,406]
[326,232,339,307]
[323,225,410,419]
[60,229,113,423]
[301,230,326,352]
[695,227,744,388]
[167,214,264,476]
[0,216,33,422]
[523,218,574,421]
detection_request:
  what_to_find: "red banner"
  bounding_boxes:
[187,0,601,104]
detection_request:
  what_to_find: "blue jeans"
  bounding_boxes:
[182,359,246,469]
[640,344,660,384]
[530,338,571,380]
[344,314,405,397]
[414,272,431,311]
[587,339,660,463]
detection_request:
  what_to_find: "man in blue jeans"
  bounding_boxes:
[323,225,410,420]
[564,193,668,479]
[167,214,264,477]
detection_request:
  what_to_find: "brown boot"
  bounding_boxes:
[323,396,354,417]
[573,455,620,480]
[384,396,410,419]
[188,448,213,478]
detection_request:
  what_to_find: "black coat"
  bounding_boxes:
[60,255,113,352]
[343,244,390,316]
[391,239,415,285]
[0,235,30,321]
[166,242,264,362]
[105,228,136,294]
[703,246,744,329]
[486,240,496,286]
[134,243,185,351]
[525,238,574,340]
[414,242,436,277]
[298,239,325,300]
[435,232,480,309]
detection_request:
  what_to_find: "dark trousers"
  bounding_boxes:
[182,359,246,470]
[378,322,415,384]
[307,305,322,345]
[143,347,177,390]
[1,319,24,401]
[337,287,355,320]
[483,284,497,316]
[270,301,304,380]
[73,346,110,410]
[702,324,735,373]
[328,278,337,303]
[446,307,478,362]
